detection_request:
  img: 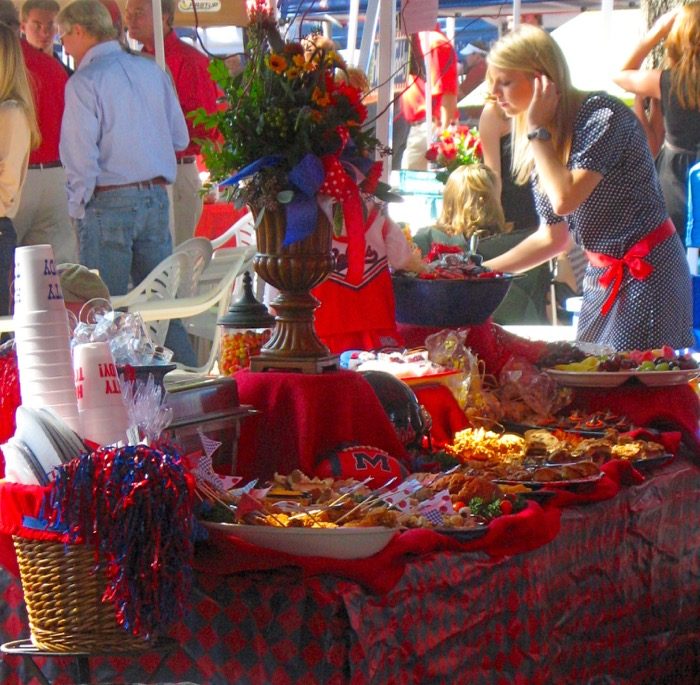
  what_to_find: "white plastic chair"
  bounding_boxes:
[173,237,214,297]
[117,245,256,374]
[111,251,188,345]
[210,212,255,250]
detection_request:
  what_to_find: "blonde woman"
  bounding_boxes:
[0,21,40,316]
[482,25,692,350]
[412,164,508,256]
[613,4,700,246]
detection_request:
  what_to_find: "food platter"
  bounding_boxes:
[401,369,462,388]
[493,472,605,490]
[626,453,674,472]
[545,368,700,388]
[202,522,397,559]
[431,524,489,542]
[501,420,606,438]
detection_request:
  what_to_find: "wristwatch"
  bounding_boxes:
[527,127,552,141]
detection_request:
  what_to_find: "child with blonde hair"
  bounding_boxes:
[412,164,508,256]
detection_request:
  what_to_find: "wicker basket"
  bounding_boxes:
[13,536,150,653]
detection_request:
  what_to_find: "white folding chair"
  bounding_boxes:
[118,245,256,374]
[111,251,188,346]
[173,237,214,297]
[210,212,255,250]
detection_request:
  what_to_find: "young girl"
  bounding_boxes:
[412,163,508,256]
[484,24,692,350]
[413,163,550,324]
[0,21,41,316]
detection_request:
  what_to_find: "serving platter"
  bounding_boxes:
[402,369,462,388]
[493,472,605,490]
[501,420,607,438]
[431,524,489,542]
[625,453,674,472]
[545,368,700,388]
[201,522,397,559]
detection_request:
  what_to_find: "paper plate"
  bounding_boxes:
[545,368,700,388]
[202,522,397,559]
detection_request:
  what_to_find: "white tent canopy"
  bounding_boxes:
[459,9,645,108]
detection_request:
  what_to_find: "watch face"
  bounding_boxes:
[528,127,551,141]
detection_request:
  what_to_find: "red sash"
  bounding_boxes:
[585,218,675,316]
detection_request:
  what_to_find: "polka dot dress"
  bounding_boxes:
[534,93,694,351]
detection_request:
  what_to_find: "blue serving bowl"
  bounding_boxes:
[392,274,515,327]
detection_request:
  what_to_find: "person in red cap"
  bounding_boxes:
[125,0,220,246]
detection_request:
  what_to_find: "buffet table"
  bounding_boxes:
[1,456,699,684]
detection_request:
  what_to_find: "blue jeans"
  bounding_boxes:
[77,186,196,365]
[0,217,16,317]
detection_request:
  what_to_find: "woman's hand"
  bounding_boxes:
[649,8,680,41]
[526,73,559,131]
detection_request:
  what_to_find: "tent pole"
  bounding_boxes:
[153,0,166,71]
[377,0,396,180]
[357,0,379,74]
[347,0,360,65]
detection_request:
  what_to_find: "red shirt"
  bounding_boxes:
[146,31,220,158]
[20,39,68,165]
[401,30,458,124]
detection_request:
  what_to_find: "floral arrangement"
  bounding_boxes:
[193,0,391,247]
[426,126,483,184]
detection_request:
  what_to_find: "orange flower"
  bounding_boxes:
[267,54,287,74]
[311,87,331,107]
[285,66,301,80]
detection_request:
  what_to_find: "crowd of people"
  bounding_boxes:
[0,0,219,364]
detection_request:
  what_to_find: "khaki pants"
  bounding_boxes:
[13,166,78,264]
[401,121,430,171]
[170,160,203,246]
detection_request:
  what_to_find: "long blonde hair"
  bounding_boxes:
[664,1,700,110]
[486,24,581,185]
[436,164,508,238]
[0,23,41,149]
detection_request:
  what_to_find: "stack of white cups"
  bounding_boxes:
[13,245,81,434]
[73,342,129,446]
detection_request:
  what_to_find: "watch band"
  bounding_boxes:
[527,127,552,141]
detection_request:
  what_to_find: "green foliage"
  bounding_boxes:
[194,2,386,210]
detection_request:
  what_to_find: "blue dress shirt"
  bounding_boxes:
[60,41,189,219]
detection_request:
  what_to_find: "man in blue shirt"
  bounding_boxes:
[57,0,196,364]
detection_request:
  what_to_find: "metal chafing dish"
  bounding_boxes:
[163,374,257,474]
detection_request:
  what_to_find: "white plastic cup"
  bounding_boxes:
[17,348,73,371]
[24,399,80,431]
[20,375,77,395]
[13,335,72,354]
[13,245,65,313]
[18,359,75,381]
[12,309,71,326]
[79,410,128,446]
[73,342,124,411]
[22,387,79,407]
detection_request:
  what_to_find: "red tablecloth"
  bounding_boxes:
[1,457,699,684]
[234,369,409,482]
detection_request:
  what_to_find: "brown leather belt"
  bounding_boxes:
[94,176,168,193]
[28,161,62,169]
[176,156,196,164]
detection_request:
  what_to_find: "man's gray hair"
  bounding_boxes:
[0,0,20,29]
[57,0,116,41]
[21,0,61,21]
